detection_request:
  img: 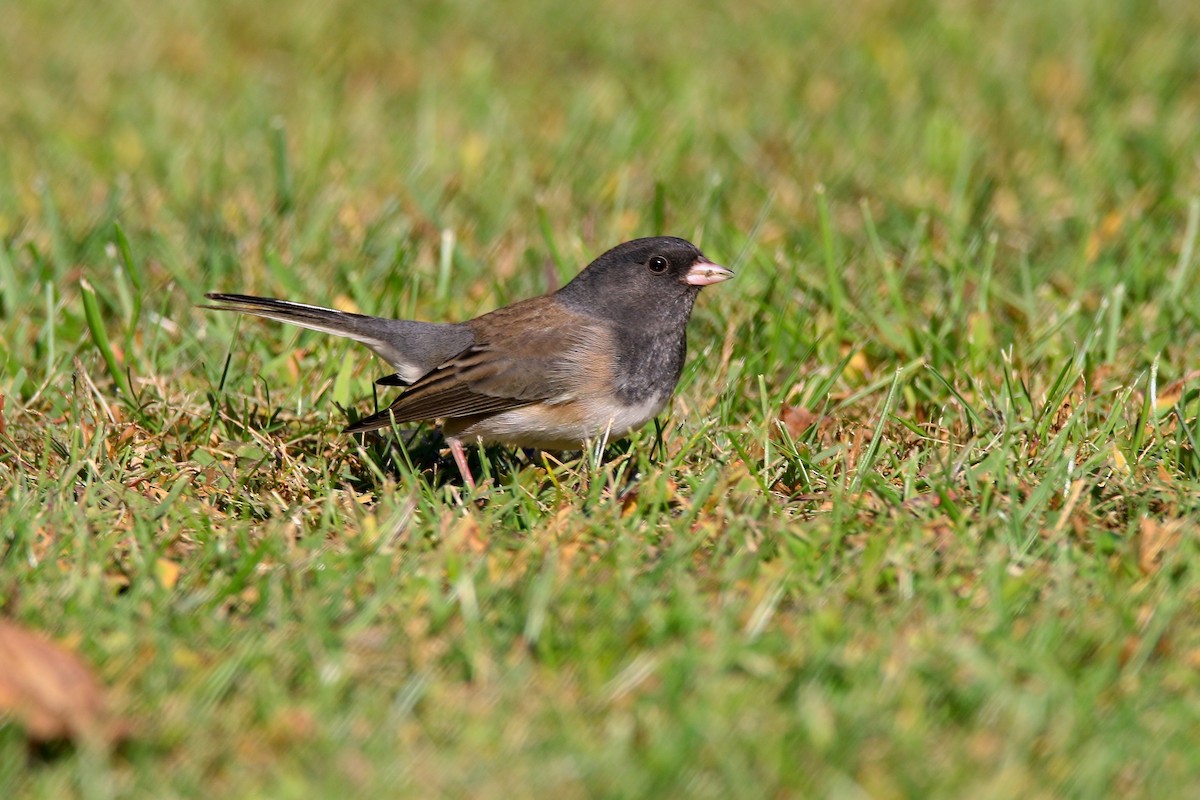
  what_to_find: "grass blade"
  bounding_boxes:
[80,278,133,400]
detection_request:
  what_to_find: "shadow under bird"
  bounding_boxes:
[204,236,733,488]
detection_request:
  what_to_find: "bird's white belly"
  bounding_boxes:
[447,392,667,449]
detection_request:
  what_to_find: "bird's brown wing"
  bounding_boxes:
[344,297,609,433]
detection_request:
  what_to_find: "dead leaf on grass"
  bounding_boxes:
[1154,370,1200,411]
[900,490,958,513]
[1110,443,1130,476]
[0,619,127,746]
[1084,210,1125,263]
[1137,517,1186,575]
[156,558,181,590]
[778,405,820,440]
[842,349,871,382]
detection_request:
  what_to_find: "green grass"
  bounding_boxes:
[2,0,1199,796]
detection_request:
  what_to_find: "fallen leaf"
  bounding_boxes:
[1154,370,1200,411]
[1137,517,1185,575]
[842,350,871,382]
[0,619,124,746]
[621,497,639,518]
[1085,210,1125,263]
[156,558,181,590]
[778,405,820,439]
[448,513,488,554]
[900,490,958,513]
[1111,443,1130,476]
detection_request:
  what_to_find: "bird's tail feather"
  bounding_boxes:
[202,293,386,343]
[202,293,474,385]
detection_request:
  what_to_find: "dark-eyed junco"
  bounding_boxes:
[204,236,733,488]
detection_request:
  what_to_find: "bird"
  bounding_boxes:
[203,236,733,489]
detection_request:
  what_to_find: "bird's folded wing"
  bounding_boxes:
[346,298,609,432]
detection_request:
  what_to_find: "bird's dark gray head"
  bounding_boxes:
[556,236,732,326]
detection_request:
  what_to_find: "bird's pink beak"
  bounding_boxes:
[684,259,734,286]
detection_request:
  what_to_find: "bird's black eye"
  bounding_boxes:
[648,255,669,273]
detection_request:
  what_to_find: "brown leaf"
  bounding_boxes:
[900,490,958,513]
[1137,517,1185,575]
[778,405,820,439]
[0,619,122,746]
[1155,369,1200,411]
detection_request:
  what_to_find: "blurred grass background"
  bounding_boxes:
[2,0,1199,796]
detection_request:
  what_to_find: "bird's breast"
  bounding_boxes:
[612,325,688,407]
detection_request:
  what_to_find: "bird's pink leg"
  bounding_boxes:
[448,437,476,491]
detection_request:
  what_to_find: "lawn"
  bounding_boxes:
[2,0,1199,796]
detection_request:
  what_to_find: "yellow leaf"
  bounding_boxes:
[842,350,870,381]
[1110,444,1130,476]
[155,558,181,590]
[460,133,488,174]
